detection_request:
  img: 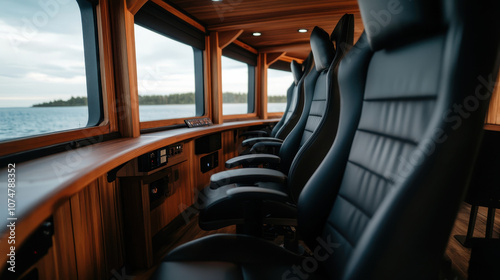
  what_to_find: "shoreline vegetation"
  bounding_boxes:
[32,93,287,107]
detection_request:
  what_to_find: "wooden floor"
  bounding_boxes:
[445,203,500,280]
[138,203,499,279]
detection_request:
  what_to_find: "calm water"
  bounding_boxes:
[0,103,286,141]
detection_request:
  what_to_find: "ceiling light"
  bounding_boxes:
[252,32,262,36]
[298,29,308,33]
[212,0,222,2]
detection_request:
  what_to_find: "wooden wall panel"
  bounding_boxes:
[52,176,125,280]
[12,175,147,280]
[150,161,195,236]
[53,200,78,280]
[70,181,107,280]
[221,130,239,163]
[485,72,500,126]
[97,177,125,276]
[120,176,153,269]
[191,130,239,191]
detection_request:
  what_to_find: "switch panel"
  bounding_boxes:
[138,143,183,172]
[138,148,168,172]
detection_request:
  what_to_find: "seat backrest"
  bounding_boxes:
[282,14,354,202]
[272,55,313,139]
[270,83,295,138]
[298,0,500,279]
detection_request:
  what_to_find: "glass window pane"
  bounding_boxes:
[0,0,90,142]
[135,24,196,122]
[222,56,249,115]
[267,68,293,113]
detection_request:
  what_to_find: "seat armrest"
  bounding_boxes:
[242,137,283,148]
[198,185,297,230]
[210,168,287,189]
[226,187,289,202]
[250,142,283,154]
[225,154,280,168]
[239,130,269,138]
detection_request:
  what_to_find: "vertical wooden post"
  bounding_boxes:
[109,0,141,137]
[486,72,500,125]
[203,35,212,119]
[210,32,224,124]
[257,53,268,119]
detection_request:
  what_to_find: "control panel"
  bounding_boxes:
[138,143,183,172]
[168,143,183,157]
[148,166,179,209]
[185,117,213,127]
[2,217,54,279]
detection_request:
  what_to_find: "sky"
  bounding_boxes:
[268,68,293,97]
[0,0,293,108]
[0,0,87,107]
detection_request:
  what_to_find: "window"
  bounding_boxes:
[0,0,101,142]
[221,56,251,115]
[135,25,198,122]
[221,43,256,116]
[134,2,205,123]
[267,68,293,113]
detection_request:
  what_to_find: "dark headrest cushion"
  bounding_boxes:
[331,14,354,51]
[310,26,335,72]
[290,60,303,85]
[302,52,314,74]
[358,0,443,51]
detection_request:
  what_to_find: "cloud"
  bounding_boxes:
[268,68,293,96]
[135,24,196,71]
[26,72,86,84]
[0,0,83,35]
[0,1,86,107]
[221,58,248,93]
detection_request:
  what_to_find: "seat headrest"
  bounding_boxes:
[290,60,303,85]
[310,26,335,72]
[358,0,443,51]
[331,14,354,51]
[302,51,314,73]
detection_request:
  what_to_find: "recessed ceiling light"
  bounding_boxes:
[252,32,262,37]
[298,29,308,33]
[212,0,222,2]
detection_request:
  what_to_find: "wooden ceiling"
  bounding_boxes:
[166,0,365,59]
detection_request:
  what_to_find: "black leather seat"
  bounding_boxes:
[239,57,311,151]
[153,0,500,279]
[200,16,355,230]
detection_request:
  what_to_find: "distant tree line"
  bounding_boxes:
[223,92,247,103]
[32,92,287,107]
[268,95,287,103]
[33,96,87,107]
[139,93,195,105]
[222,92,287,103]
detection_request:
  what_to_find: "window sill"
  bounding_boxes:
[0,124,112,157]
